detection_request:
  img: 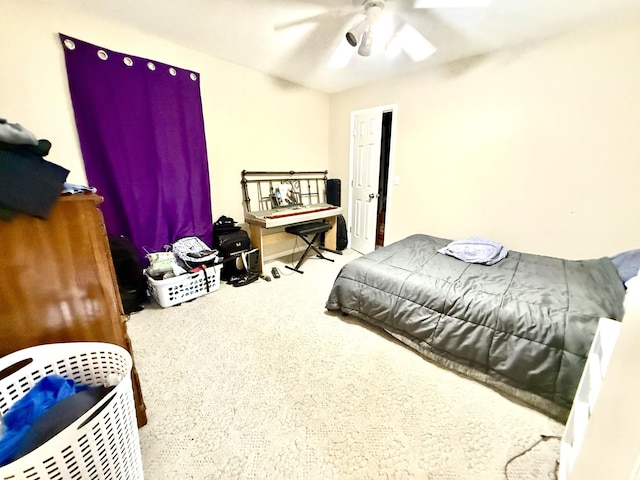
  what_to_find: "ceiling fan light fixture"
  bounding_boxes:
[345,2,385,51]
[346,20,366,47]
[364,4,384,26]
[358,26,374,56]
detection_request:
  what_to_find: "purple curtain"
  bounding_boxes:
[60,34,212,262]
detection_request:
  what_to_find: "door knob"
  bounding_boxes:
[368,193,376,200]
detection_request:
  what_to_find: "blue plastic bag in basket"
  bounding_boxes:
[0,375,75,466]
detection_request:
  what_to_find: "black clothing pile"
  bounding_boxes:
[0,118,69,221]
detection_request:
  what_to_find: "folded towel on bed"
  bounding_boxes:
[438,236,508,265]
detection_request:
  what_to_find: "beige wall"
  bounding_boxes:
[329,17,640,259]
[3,1,640,259]
[1,1,330,225]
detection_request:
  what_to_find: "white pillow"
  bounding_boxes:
[610,248,640,284]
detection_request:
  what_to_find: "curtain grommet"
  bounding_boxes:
[97,50,108,60]
[63,39,76,50]
[147,62,156,71]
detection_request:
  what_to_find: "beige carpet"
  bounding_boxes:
[127,249,563,479]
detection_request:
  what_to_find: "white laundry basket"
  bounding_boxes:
[146,264,222,307]
[0,342,143,480]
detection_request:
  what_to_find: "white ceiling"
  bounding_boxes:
[59,0,640,93]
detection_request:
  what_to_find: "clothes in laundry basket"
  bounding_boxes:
[0,374,112,466]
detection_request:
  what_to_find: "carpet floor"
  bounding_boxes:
[127,249,563,479]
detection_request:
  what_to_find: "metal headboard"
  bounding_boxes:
[241,170,329,213]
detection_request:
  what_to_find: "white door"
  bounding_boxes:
[350,108,383,255]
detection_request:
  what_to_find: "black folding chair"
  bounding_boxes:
[284,221,337,273]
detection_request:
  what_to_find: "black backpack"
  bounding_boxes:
[108,235,148,314]
[336,214,347,251]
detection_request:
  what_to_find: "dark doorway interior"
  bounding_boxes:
[376,111,392,247]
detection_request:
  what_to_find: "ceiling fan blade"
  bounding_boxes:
[396,24,437,61]
[274,5,361,32]
[414,0,492,8]
[274,12,330,31]
[274,7,361,71]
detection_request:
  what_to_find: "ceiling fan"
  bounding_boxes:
[276,0,492,68]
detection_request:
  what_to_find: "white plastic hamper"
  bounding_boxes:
[147,264,221,307]
[0,342,143,480]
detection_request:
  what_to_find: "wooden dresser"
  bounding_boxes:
[0,193,147,427]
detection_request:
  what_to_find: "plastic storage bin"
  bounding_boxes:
[0,342,143,480]
[146,264,221,307]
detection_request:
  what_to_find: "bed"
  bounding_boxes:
[325,234,627,421]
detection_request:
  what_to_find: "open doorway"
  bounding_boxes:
[376,111,392,248]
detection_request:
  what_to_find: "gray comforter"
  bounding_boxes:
[325,234,626,421]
